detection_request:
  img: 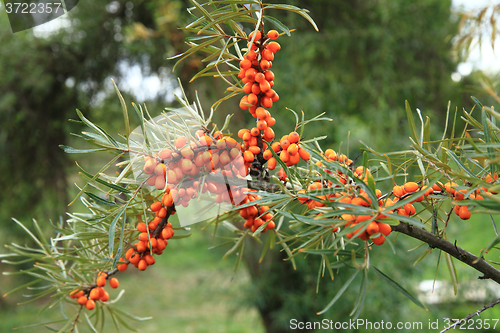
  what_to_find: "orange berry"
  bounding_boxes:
[261,96,273,108]
[257,120,268,130]
[240,59,251,70]
[96,275,106,287]
[393,185,405,197]
[175,136,187,149]
[244,151,255,163]
[248,146,261,155]
[264,70,274,81]
[138,259,147,271]
[150,202,162,212]
[371,234,385,245]
[404,182,419,193]
[458,206,471,220]
[250,127,260,136]
[255,107,267,120]
[267,41,281,53]
[287,143,298,156]
[100,290,110,302]
[263,127,275,141]
[77,295,88,305]
[378,222,392,236]
[117,263,128,272]
[259,80,271,93]
[266,117,276,127]
[89,288,100,300]
[248,30,261,41]
[267,30,279,40]
[288,132,300,143]
[262,49,274,61]
[255,72,265,83]
[260,59,271,70]
[366,221,380,235]
[263,149,273,160]
[109,278,119,289]
[86,299,96,310]
[298,148,310,161]
[404,203,416,215]
[238,129,249,139]
[267,157,277,170]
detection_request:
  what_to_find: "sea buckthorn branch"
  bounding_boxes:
[392,222,500,284]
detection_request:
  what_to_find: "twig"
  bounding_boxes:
[392,222,500,284]
[69,305,84,333]
[440,298,500,332]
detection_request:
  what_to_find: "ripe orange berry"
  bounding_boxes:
[267,30,279,40]
[404,203,416,215]
[260,59,271,70]
[248,30,261,41]
[250,127,260,136]
[240,59,251,70]
[263,127,275,141]
[255,72,265,83]
[267,157,277,170]
[259,80,271,93]
[267,41,281,53]
[366,221,380,235]
[371,234,385,245]
[175,136,187,149]
[100,290,110,302]
[262,49,274,61]
[458,206,471,220]
[298,148,310,161]
[109,277,119,289]
[263,149,273,160]
[247,93,258,105]
[117,262,128,272]
[248,146,261,155]
[288,132,300,143]
[287,143,298,156]
[159,149,172,160]
[96,275,106,287]
[264,70,274,81]
[255,107,267,120]
[86,299,96,310]
[404,182,419,193]
[238,129,250,139]
[89,288,100,300]
[138,259,147,271]
[150,202,162,212]
[257,120,268,130]
[378,222,392,236]
[393,185,405,197]
[244,151,255,163]
[77,295,88,305]
[266,117,276,127]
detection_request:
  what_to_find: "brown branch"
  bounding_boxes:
[440,298,500,332]
[392,222,500,284]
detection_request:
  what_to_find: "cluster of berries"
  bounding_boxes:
[70,273,119,310]
[238,192,275,232]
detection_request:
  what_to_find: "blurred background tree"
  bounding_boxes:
[2,0,500,332]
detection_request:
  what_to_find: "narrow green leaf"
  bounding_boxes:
[112,79,130,149]
[263,15,291,36]
[108,205,127,259]
[372,266,427,310]
[444,253,458,296]
[59,145,107,154]
[317,269,360,314]
[405,100,419,144]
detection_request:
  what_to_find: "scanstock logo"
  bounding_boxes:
[4,0,78,33]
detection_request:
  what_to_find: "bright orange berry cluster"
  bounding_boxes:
[238,192,275,232]
[70,273,120,310]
